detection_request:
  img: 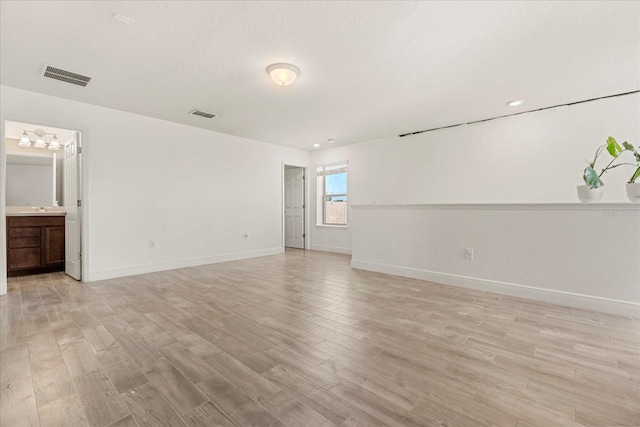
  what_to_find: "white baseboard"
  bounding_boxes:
[351,259,639,318]
[311,244,352,255]
[90,247,284,282]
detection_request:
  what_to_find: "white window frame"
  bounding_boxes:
[316,162,348,227]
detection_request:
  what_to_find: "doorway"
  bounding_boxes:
[2,120,83,287]
[284,165,305,249]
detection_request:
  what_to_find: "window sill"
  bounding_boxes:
[315,224,349,229]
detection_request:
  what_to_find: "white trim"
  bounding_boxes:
[91,247,283,282]
[351,259,640,318]
[351,203,640,211]
[312,244,352,255]
[315,160,349,171]
[0,119,6,295]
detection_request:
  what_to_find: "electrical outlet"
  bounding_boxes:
[464,248,473,260]
[149,240,156,249]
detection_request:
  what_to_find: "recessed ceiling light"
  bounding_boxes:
[507,100,524,107]
[328,139,335,144]
[312,143,320,148]
[113,13,136,25]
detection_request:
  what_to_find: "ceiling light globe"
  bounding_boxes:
[507,100,524,107]
[19,131,31,147]
[34,137,46,149]
[267,63,300,86]
[48,136,60,150]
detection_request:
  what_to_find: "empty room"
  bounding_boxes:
[1,1,639,426]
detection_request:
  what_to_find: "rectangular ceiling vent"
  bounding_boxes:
[41,64,92,87]
[189,109,216,119]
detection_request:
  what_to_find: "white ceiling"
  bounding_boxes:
[1,1,638,150]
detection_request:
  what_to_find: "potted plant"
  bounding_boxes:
[625,145,640,202]
[579,136,636,203]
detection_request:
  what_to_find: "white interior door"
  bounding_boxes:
[284,167,304,249]
[64,132,81,280]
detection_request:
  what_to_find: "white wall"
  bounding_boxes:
[1,85,309,287]
[310,94,639,315]
[351,204,640,316]
[310,93,639,252]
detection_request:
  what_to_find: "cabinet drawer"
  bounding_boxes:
[9,227,41,238]
[7,216,65,227]
[8,248,41,269]
[9,236,41,248]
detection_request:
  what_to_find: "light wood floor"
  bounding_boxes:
[1,249,638,427]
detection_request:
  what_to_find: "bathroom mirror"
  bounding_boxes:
[5,153,61,207]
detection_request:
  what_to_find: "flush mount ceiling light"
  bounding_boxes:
[312,143,320,148]
[267,63,300,86]
[328,139,335,144]
[507,99,524,107]
[17,129,61,150]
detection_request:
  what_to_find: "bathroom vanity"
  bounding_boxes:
[6,212,65,277]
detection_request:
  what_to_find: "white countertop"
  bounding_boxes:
[6,206,66,216]
[6,211,66,217]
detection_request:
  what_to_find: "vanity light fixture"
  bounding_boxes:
[19,131,31,147]
[48,135,60,150]
[34,136,46,149]
[267,63,300,86]
[507,99,524,107]
[17,129,60,150]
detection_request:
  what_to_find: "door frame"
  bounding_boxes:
[0,113,91,295]
[282,162,310,251]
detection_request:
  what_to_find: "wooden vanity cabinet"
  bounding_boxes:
[6,216,65,277]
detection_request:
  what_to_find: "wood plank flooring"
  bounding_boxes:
[1,249,638,427]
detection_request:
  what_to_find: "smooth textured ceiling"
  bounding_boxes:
[1,1,638,150]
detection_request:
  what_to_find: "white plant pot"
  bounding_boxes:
[626,183,640,203]
[576,185,603,203]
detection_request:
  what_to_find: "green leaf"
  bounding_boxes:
[583,167,604,188]
[622,141,634,151]
[605,136,623,157]
[631,167,640,184]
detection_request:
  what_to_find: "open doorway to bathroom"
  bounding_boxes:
[2,120,83,283]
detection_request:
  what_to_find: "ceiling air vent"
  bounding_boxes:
[41,64,92,87]
[189,109,216,119]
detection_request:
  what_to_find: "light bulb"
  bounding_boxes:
[19,131,31,147]
[48,135,60,150]
[34,137,46,149]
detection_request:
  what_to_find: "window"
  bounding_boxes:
[317,162,348,225]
